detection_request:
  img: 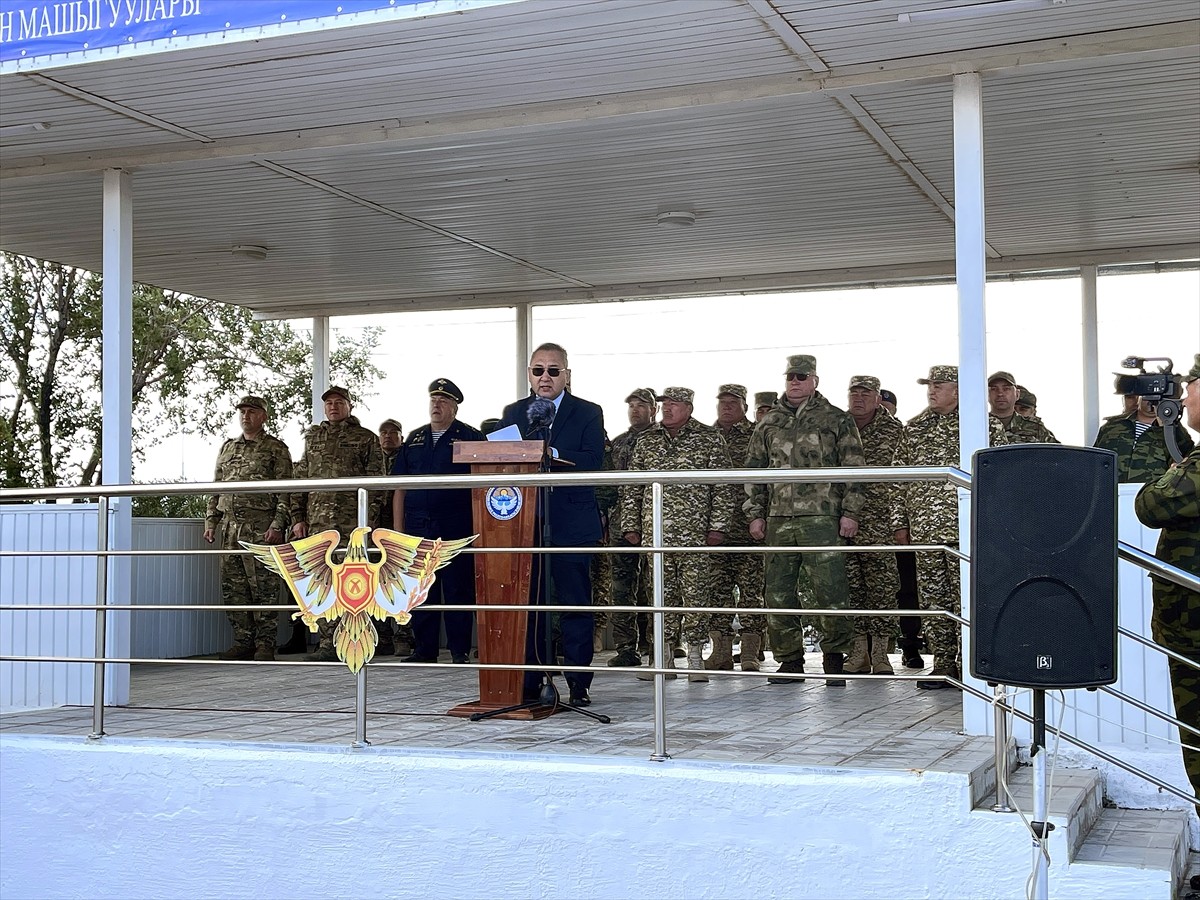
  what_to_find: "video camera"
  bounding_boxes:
[1113,356,1184,462]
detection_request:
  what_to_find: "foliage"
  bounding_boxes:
[0,253,382,493]
[131,487,209,519]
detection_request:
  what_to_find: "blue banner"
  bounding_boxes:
[0,0,433,64]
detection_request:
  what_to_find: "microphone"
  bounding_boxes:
[526,397,556,430]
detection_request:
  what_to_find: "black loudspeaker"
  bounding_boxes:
[970,445,1118,689]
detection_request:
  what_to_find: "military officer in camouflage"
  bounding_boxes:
[291,385,387,662]
[892,365,1009,689]
[842,376,902,677]
[375,418,405,655]
[1134,353,1200,798]
[204,396,294,661]
[746,355,866,687]
[622,387,735,682]
[754,391,778,423]
[1094,392,1194,483]
[988,371,1058,443]
[707,384,767,673]
[1014,387,1037,418]
[606,388,658,667]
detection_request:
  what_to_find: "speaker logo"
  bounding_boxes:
[1036,655,1053,670]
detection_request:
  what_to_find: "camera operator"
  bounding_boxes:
[1094,384,1194,484]
[1133,353,1200,799]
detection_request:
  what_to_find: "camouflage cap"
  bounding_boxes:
[1015,387,1037,408]
[429,377,463,403]
[848,375,881,392]
[657,386,695,404]
[321,385,352,403]
[1184,353,1200,384]
[717,383,748,401]
[625,387,656,404]
[754,391,778,409]
[879,389,897,406]
[917,365,958,385]
[236,395,268,413]
[379,418,403,433]
[987,371,1017,386]
[785,354,817,375]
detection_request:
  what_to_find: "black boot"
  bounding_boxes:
[278,620,308,655]
[822,652,846,687]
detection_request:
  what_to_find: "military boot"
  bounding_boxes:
[253,641,276,662]
[739,633,762,673]
[219,643,255,661]
[277,621,308,655]
[869,636,894,675]
[704,633,734,671]
[304,644,339,663]
[843,634,870,674]
[822,652,846,687]
[686,644,709,683]
[637,653,677,680]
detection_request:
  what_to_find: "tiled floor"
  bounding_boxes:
[1,649,979,771]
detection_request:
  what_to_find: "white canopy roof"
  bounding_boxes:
[1,0,1197,319]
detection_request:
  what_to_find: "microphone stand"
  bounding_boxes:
[471,418,610,724]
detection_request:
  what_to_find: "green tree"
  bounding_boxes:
[0,253,383,491]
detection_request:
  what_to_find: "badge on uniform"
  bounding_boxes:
[241,527,477,672]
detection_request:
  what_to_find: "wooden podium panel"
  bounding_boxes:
[447,441,554,720]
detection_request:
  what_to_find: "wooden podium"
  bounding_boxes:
[446,440,556,720]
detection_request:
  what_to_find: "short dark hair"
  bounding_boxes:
[532,342,569,367]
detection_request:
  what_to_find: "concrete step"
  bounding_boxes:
[994,763,1104,862]
[1072,808,1191,897]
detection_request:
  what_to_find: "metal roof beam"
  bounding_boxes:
[3,22,1196,180]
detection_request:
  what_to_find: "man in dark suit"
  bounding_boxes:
[497,342,605,707]
[391,378,485,664]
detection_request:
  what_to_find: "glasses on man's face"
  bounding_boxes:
[530,366,564,377]
[786,373,811,382]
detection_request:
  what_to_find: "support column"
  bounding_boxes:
[515,302,532,396]
[1081,264,1100,443]
[953,72,989,469]
[312,316,330,424]
[101,168,133,705]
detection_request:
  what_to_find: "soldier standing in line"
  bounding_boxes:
[1014,387,1038,418]
[1134,353,1200,798]
[1094,391,1194,484]
[203,396,293,662]
[879,389,898,417]
[706,384,767,673]
[746,355,865,688]
[879,386,922,666]
[623,387,735,682]
[606,388,659,668]
[590,432,617,655]
[290,386,387,662]
[988,371,1058,443]
[841,376,902,677]
[372,418,405,656]
[891,365,1009,689]
[754,391,778,423]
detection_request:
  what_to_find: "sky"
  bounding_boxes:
[144,269,1200,481]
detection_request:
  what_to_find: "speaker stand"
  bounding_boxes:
[1028,690,1055,900]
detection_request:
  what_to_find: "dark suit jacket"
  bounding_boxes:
[498,392,605,546]
[391,418,485,538]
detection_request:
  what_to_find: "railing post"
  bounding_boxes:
[991,683,1015,812]
[89,497,109,740]
[353,487,370,748]
[650,481,670,762]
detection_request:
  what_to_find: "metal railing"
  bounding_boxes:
[1,465,1196,805]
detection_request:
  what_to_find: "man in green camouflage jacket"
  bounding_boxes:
[706,384,767,673]
[746,355,866,687]
[843,375,903,677]
[988,371,1058,444]
[1134,353,1200,798]
[891,365,1009,689]
[1094,394,1195,483]
[290,385,387,661]
[622,387,735,682]
[204,396,293,661]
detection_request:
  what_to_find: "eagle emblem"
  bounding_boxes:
[241,527,477,673]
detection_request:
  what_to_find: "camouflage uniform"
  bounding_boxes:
[845,401,902,640]
[891,398,1008,675]
[1133,354,1200,797]
[204,429,293,651]
[1093,415,1195,483]
[291,414,386,653]
[608,417,655,656]
[622,411,735,647]
[998,413,1059,444]
[591,436,617,634]
[745,374,866,662]
[710,415,766,639]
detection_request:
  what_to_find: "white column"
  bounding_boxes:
[515,303,532,396]
[953,72,989,470]
[1081,264,1100,443]
[101,168,133,705]
[311,316,330,424]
